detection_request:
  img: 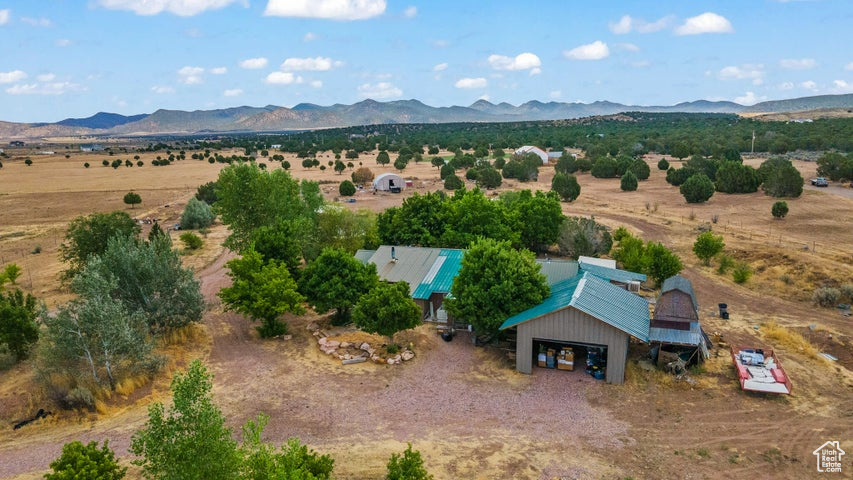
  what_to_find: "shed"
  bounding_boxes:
[373,173,405,192]
[500,272,650,384]
[513,145,549,164]
[652,275,698,330]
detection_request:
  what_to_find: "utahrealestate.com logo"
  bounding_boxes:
[813,441,845,473]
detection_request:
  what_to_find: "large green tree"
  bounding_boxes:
[306,208,378,260]
[816,152,853,181]
[644,242,683,287]
[377,192,448,246]
[501,190,564,253]
[445,238,549,337]
[250,220,308,276]
[714,161,760,193]
[551,172,581,202]
[352,281,421,344]
[181,197,216,230]
[123,191,142,209]
[440,189,520,249]
[556,217,612,259]
[46,440,126,480]
[239,413,335,480]
[60,211,140,279]
[219,249,305,338]
[386,444,433,480]
[0,289,41,361]
[131,360,241,480]
[761,159,803,197]
[680,173,715,203]
[693,232,725,266]
[298,248,378,325]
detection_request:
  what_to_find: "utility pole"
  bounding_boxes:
[751,130,755,154]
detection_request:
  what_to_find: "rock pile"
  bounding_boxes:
[307,321,415,365]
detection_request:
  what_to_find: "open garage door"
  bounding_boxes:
[532,338,607,380]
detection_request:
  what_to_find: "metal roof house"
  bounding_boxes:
[500,272,650,384]
[513,145,549,164]
[373,173,405,192]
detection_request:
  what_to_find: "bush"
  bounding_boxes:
[760,158,803,197]
[555,154,577,174]
[443,174,464,190]
[732,262,752,284]
[46,440,126,480]
[439,163,455,180]
[693,232,725,266]
[386,444,433,480]
[84,162,90,168]
[181,197,216,229]
[620,170,638,191]
[502,156,540,181]
[574,158,592,172]
[123,191,142,209]
[180,232,203,250]
[841,283,853,302]
[680,174,715,203]
[551,173,581,201]
[630,159,650,180]
[657,158,670,170]
[771,201,788,219]
[556,216,612,258]
[590,157,618,178]
[716,254,734,274]
[195,181,218,205]
[339,180,356,196]
[102,159,109,166]
[476,166,502,189]
[715,162,760,193]
[351,167,374,185]
[812,287,841,307]
[666,166,696,186]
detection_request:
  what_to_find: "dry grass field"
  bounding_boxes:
[1,145,852,479]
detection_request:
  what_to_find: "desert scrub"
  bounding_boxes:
[716,254,734,274]
[812,287,841,307]
[732,262,752,284]
[762,322,819,359]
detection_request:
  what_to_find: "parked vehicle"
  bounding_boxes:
[811,177,828,187]
[731,346,792,394]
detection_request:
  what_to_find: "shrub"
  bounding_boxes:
[180,232,203,250]
[386,444,433,480]
[24,158,33,166]
[339,180,356,196]
[465,168,479,181]
[841,283,853,302]
[760,159,803,197]
[46,440,126,480]
[715,162,760,193]
[123,191,142,209]
[680,174,715,203]
[693,232,725,266]
[555,154,577,174]
[476,166,502,189]
[84,162,90,168]
[502,156,539,181]
[732,262,752,284]
[590,156,618,178]
[137,160,143,167]
[812,287,841,307]
[657,158,670,170]
[551,173,581,201]
[351,167,374,185]
[630,159,650,180]
[620,170,638,191]
[444,174,464,190]
[439,163,455,180]
[717,254,734,274]
[574,158,592,172]
[181,197,216,229]
[102,159,109,166]
[771,201,788,219]
[556,216,612,258]
[666,166,696,186]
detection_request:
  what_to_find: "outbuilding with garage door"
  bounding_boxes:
[499,272,650,384]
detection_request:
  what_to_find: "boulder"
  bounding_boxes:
[307,322,320,331]
[401,351,415,361]
[318,337,327,345]
[387,358,396,365]
[340,342,351,348]
[393,354,402,363]
[327,340,340,348]
[360,342,371,351]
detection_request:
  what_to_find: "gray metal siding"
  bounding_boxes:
[515,306,629,384]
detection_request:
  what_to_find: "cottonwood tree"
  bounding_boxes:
[298,248,378,325]
[60,211,140,280]
[0,289,41,361]
[306,208,379,260]
[180,197,215,229]
[46,440,126,480]
[239,414,334,480]
[249,220,307,276]
[131,360,241,480]
[445,238,549,337]
[386,444,433,480]
[218,249,304,337]
[500,190,564,253]
[352,281,421,346]
[693,232,725,266]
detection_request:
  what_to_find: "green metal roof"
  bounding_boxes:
[578,261,647,283]
[354,249,376,264]
[412,249,464,299]
[660,275,698,312]
[500,272,650,342]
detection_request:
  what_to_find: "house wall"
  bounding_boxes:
[515,307,630,384]
[652,290,697,329]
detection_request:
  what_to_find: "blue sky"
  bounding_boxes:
[1,0,852,122]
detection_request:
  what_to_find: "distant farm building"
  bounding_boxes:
[514,145,549,164]
[373,172,405,192]
[9,141,25,147]
[79,143,104,152]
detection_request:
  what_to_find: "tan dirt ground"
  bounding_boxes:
[0,146,852,479]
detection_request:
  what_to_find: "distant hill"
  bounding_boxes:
[1,93,852,139]
[57,112,147,129]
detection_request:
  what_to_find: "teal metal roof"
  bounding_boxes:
[536,259,579,286]
[660,275,698,312]
[354,249,376,264]
[500,272,650,342]
[578,261,647,283]
[412,249,464,299]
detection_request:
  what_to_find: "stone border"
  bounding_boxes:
[307,321,415,365]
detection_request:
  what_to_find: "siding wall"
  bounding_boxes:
[515,307,630,384]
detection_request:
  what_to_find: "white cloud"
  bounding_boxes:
[152,85,175,94]
[563,41,610,60]
[609,14,673,34]
[403,6,417,18]
[549,90,562,99]
[478,94,490,102]
[0,9,9,25]
[454,77,487,89]
[281,57,342,71]
[718,64,765,85]
[675,12,733,35]
[844,62,853,71]
[303,32,317,42]
[779,81,794,90]
[487,52,541,72]
[21,17,52,27]
[832,80,853,92]
[265,72,303,84]
[433,63,448,72]
[6,82,84,95]
[264,0,386,20]
[733,91,765,105]
[529,67,541,76]
[240,57,268,69]
[779,58,816,70]
[631,60,651,68]
[801,80,817,90]
[223,88,243,96]
[36,73,56,82]
[310,80,323,88]
[0,70,27,84]
[55,38,71,47]
[357,82,402,99]
[210,66,228,74]
[431,39,449,48]
[615,42,640,52]
[178,66,204,84]
[97,0,243,17]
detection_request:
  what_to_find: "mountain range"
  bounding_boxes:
[2,94,852,139]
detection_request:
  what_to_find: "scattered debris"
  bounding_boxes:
[819,352,838,362]
[12,409,51,430]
